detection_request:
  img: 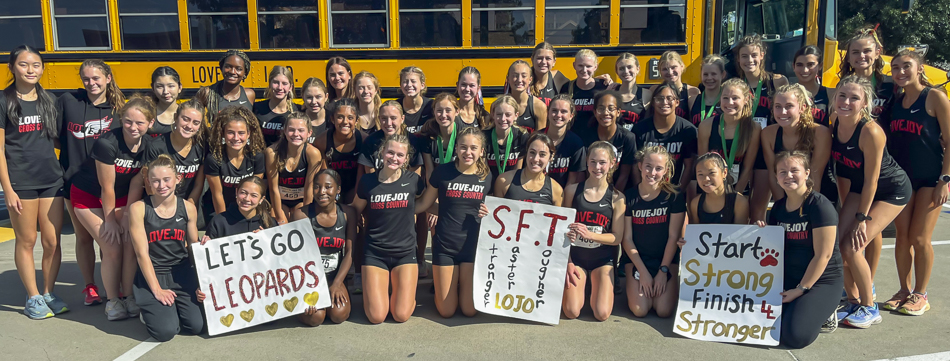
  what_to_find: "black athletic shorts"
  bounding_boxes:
[15,183,65,200]
[364,246,417,271]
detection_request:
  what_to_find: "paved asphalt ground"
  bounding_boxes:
[1,209,950,361]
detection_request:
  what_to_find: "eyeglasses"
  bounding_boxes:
[655,96,678,103]
[595,106,618,114]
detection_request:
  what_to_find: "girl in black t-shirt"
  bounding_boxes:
[148,66,181,137]
[495,132,564,206]
[422,126,492,318]
[354,71,381,136]
[1,45,68,319]
[610,53,651,131]
[128,155,201,342]
[485,96,529,180]
[543,95,587,187]
[759,151,842,348]
[562,49,610,135]
[456,67,491,129]
[265,113,324,225]
[622,145,686,319]
[585,91,639,191]
[359,100,425,180]
[562,142,627,321]
[314,98,362,204]
[255,66,294,146]
[131,99,208,206]
[507,60,548,132]
[203,106,266,216]
[649,51,701,120]
[71,96,155,321]
[302,78,330,140]
[293,169,356,326]
[633,84,698,192]
[698,78,761,193]
[688,152,749,225]
[400,67,433,134]
[351,135,438,324]
[195,50,255,124]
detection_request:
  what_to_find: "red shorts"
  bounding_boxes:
[70,185,128,209]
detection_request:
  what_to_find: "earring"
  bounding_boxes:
[335,194,340,201]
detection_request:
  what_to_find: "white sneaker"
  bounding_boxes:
[105,298,129,321]
[124,296,140,317]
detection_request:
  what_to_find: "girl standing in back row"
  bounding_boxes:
[196,50,255,122]
[255,66,295,145]
[148,66,181,137]
[507,60,547,132]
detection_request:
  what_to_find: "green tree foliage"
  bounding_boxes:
[839,0,950,68]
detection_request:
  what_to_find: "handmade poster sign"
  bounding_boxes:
[194,219,332,336]
[674,224,785,346]
[473,196,575,325]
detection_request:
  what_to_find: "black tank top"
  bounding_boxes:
[832,120,905,189]
[697,192,736,225]
[619,87,646,131]
[690,93,721,126]
[517,95,539,132]
[504,170,554,205]
[144,196,189,272]
[888,87,943,182]
[536,72,558,107]
[750,76,776,129]
[309,203,346,273]
[675,85,691,119]
[211,85,252,114]
[811,86,831,127]
[569,186,618,263]
[326,131,362,195]
[278,148,309,200]
[403,97,433,134]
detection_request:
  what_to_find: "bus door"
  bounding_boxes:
[714,0,807,81]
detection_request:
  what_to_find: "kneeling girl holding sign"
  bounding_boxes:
[562,141,626,321]
[622,145,686,318]
[759,151,841,348]
[128,155,202,342]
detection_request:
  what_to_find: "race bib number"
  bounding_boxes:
[572,225,603,249]
[753,117,768,129]
[279,186,304,200]
[728,164,740,185]
[322,252,340,273]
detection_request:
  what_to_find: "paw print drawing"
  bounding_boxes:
[759,248,780,267]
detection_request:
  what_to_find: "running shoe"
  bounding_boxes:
[352,274,363,295]
[82,284,102,306]
[820,309,838,333]
[124,296,140,317]
[24,295,54,320]
[836,301,860,321]
[105,298,129,321]
[843,304,882,329]
[43,293,69,315]
[899,293,930,316]
[882,289,912,311]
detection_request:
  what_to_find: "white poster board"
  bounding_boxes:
[193,219,332,336]
[473,196,575,325]
[674,224,785,346]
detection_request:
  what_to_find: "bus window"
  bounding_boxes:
[619,0,686,44]
[545,0,610,45]
[188,0,250,49]
[258,0,320,49]
[472,0,535,47]
[718,0,738,51]
[119,0,181,50]
[51,0,111,50]
[0,0,44,51]
[399,0,462,47]
[329,0,389,47]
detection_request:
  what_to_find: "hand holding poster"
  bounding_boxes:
[193,219,332,336]
[674,224,784,346]
[473,196,575,325]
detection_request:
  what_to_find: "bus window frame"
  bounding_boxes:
[0,0,44,51]
[327,0,390,48]
[545,0,611,45]
[618,0,688,45]
[50,0,112,51]
[471,1,536,48]
[257,6,321,49]
[117,0,180,51]
[398,1,463,48]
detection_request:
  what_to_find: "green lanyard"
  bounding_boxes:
[436,123,457,164]
[492,129,514,174]
[700,91,720,122]
[720,117,741,172]
[749,79,763,118]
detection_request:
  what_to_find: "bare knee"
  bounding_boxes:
[562,304,581,319]
[592,305,612,321]
[299,310,326,327]
[366,307,388,324]
[391,309,412,323]
[436,304,456,319]
[15,234,38,249]
[328,307,350,324]
[460,306,477,318]
[655,304,674,318]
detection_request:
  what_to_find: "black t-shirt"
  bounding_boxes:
[633,116,698,185]
[71,128,149,198]
[768,192,842,288]
[562,79,609,134]
[430,163,491,256]
[0,95,63,190]
[205,204,270,239]
[358,130,426,170]
[254,101,290,146]
[57,90,119,183]
[357,170,426,255]
[484,127,530,180]
[324,130,362,196]
[402,97,434,134]
[143,196,189,272]
[544,130,587,187]
[143,134,205,197]
[147,121,173,138]
[624,189,686,275]
[204,150,266,205]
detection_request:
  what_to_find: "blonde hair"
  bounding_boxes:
[144,153,178,178]
[719,78,756,155]
[588,141,619,184]
[773,83,816,154]
[377,134,415,170]
[834,75,876,122]
[490,94,522,131]
[174,99,208,145]
[636,145,679,196]
[376,99,407,135]
[457,126,490,181]
[120,94,157,124]
[399,66,427,96]
[263,66,294,102]
[702,54,727,74]
[575,49,597,61]
[353,71,382,114]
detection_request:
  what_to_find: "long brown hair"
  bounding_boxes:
[4,45,58,139]
[326,56,354,101]
[773,83,816,155]
[80,59,127,112]
[418,93,459,138]
[237,176,276,229]
[891,49,934,88]
[263,65,294,103]
[774,150,814,195]
[530,42,557,96]
[637,145,679,197]
[173,99,208,146]
[733,35,773,81]
[456,126,490,181]
[456,66,490,129]
[719,78,756,155]
[210,106,266,160]
[838,27,886,86]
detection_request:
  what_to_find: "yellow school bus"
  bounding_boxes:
[0,0,944,97]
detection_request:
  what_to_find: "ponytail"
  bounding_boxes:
[636,145,679,197]
[774,83,816,154]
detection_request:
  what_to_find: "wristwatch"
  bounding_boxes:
[855,212,873,222]
[659,265,670,276]
[939,174,950,184]
[796,284,810,294]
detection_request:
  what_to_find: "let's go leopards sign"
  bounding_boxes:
[193,220,331,336]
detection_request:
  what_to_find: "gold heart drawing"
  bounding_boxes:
[284,296,299,312]
[265,302,279,316]
[220,314,234,327]
[240,309,255,322]
[304,292,319,306]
